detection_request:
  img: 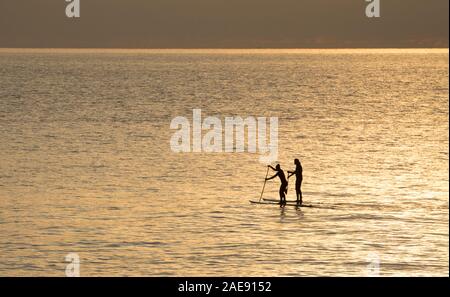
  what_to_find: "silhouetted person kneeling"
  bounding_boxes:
[266,164,288,205]
[288,159,303,205]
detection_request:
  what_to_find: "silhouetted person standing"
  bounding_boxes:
[288,159,303,205]
[266,164,288,205]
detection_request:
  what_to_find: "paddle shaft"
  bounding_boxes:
[259,166,270,202]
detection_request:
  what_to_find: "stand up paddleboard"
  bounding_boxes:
[263,198,301,203]
[249,200,313,208]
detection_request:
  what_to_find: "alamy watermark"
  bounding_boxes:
[365,0,381,18]
[65,1,380,19]
[366,252,380,276]
[65,253,80,277]
[65,0,80,18]
[170,109,278,164]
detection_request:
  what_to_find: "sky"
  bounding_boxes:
[0,0,448,48]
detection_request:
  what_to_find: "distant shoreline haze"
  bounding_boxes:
[0,49,448,53]
[0,0,448,48]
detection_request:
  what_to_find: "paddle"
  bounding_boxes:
[259,166,270,202]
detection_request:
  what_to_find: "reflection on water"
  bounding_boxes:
[0,49,448,276]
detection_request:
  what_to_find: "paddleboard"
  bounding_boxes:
[249,200,313,207]
[263,198,302,203]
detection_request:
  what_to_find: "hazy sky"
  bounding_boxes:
[0,0,448,48]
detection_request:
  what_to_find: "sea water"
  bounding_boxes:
[0,49,448,276]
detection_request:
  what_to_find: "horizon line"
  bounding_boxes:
[1,46,449,50]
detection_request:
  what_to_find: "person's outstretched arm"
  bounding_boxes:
[266,173,278,181]
[287,168,297,178]
[268,165,276,171]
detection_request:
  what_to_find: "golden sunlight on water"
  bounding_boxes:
[0,49,448,276]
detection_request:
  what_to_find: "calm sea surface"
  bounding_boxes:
[0,49,448,276]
